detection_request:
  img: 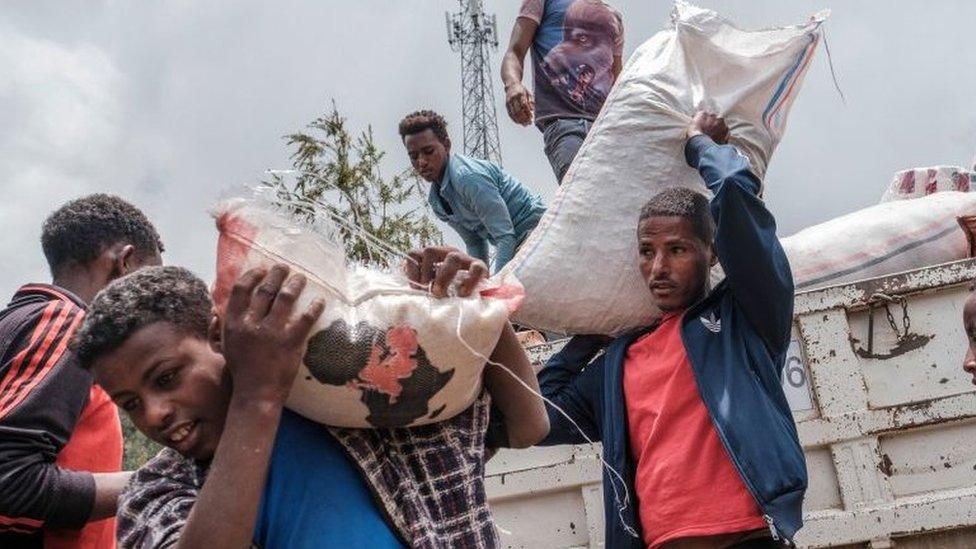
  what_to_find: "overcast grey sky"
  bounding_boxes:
[2,1,975,300]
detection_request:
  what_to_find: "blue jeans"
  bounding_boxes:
[541,117,592,184]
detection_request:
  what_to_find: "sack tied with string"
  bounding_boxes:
[211,197,524,429]
[498,1,827,335]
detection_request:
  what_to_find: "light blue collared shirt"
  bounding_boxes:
[428,153,546,272]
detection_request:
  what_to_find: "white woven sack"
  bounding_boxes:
[880,165,975,202]
[498,1,827,335]
[211,198,523,428]
[784,192,976,292]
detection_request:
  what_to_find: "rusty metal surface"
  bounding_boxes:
[793,258,976,316]
[486,258,976,548]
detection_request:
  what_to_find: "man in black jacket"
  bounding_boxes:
[0,194,163,548]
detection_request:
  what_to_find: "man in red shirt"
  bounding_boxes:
[623,115,772,547]
[0,194,164,548]
[538,111,806,548]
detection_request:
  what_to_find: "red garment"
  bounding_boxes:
[623,312,765,548]
[0,284,117,543]
[46,384,123,549]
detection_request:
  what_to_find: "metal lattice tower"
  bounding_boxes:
[446,0,503,166]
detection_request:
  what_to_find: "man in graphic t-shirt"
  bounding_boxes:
[502,0,624,183]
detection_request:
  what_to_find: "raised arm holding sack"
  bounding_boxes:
[537,113,806,549]
[500,2,827,335]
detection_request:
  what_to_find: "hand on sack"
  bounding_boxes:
[687,111,730,144]
[505,82,535,126]
[222,264,325,404]
[405,246,489,298]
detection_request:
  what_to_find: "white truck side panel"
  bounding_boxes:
[487,259,976,548]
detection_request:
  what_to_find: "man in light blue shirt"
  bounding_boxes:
[399,110,546,273]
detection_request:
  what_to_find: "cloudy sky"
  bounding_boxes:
[2,1,975,299]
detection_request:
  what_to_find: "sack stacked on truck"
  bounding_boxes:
[783,192,976,292]
[211,198,522,428]
[880,166,975,202]
[498,1,827,335]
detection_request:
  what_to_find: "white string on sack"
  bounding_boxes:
[451,304,641,539]
[259,172,415,265]
[820,27,846,105]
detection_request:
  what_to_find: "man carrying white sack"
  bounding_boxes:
[72,250,548,548]
[536,112,805,548]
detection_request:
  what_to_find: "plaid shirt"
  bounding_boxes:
[117,393,497,548]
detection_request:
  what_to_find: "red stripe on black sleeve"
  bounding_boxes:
[0,303,82,420]
[0,302,63,405]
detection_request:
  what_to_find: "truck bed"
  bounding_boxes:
[488,259,976,548]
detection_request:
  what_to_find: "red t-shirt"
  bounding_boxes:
[623,312,765,548]
[46,384,123,549]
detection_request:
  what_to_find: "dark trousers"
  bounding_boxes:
[541,117,592,184]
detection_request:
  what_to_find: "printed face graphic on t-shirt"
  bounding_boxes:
[542,0,618,112]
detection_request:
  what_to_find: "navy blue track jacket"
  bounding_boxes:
[538,135,806,548]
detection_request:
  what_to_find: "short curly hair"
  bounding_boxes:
[73,266,211,370]
[398,110,450,145]
[41,194,164,276]
[638,187,715,243]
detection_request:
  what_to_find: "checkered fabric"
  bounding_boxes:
[116,393,497,548]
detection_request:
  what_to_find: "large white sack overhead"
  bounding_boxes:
[784,191,976,292]
[498,1,827,335]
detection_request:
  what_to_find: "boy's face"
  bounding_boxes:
[637,215,715,312]
[404,129,450,183]
[93,321,232,460]
[963,293,976,386]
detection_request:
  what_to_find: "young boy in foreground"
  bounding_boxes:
[73,252,546,548]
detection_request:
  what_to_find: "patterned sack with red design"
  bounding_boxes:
[211,198,523,428]
[881,166,975,202]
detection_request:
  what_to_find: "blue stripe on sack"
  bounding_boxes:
[795,223,961,290]
[762,34,816,130]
